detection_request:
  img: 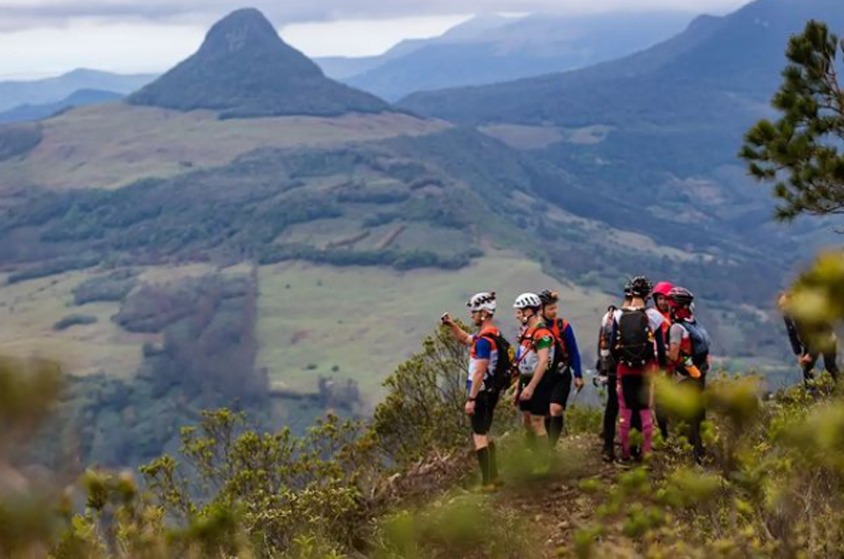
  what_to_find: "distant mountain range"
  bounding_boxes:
[0,89,123,123]
[318,12,696,101]
[399,0,844,243]
[0,11,696,116]
[0,69,153,112]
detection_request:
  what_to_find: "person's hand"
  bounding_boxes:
[574,377,585,391]
[520,386,534,401]
[440,312,454,326]
[465,400,476,415]
[799,354,812,365]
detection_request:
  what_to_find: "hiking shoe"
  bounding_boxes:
[601,449,615,463]
[474,483,499,494]
[617,455,634,468]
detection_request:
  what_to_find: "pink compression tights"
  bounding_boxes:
[617,378,653,458]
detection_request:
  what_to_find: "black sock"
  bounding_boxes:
[525,429,537,451]
[476,446,491,485]
[544,416,551,434]
[488,441,499,482]
[548,416,564,447]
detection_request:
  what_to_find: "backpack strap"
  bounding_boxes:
[477,330,499,353]
[555,318,570,351]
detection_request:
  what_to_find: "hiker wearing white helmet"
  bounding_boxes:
[442,291,508,490]
[513,292,557,469]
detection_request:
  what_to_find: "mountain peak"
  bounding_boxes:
[127,8,390,118]
[200,8,313,67]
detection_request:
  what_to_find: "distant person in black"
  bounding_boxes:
[779,292,839,383]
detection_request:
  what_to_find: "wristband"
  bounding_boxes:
[467,397,476,402]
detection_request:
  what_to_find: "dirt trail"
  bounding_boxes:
[488,434,621,557]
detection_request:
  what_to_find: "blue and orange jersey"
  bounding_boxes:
[467,325,500,392]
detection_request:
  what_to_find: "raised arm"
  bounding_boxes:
[441,313,472,346]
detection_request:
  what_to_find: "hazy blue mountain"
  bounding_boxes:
[312,56,383,80]
[328,11,695,100]
[0,89,123,123]
[393,0,844,332]
[0,69,154,112]
[315,15,516,80]
[400,0,843,126]
[398,0,844,204]
[128,8,391,118]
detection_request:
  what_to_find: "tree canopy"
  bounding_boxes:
[741,20,844,221]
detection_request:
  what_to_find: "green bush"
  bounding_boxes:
[73,270,137,305]
[53,314,98,331]
[8,254,101,284]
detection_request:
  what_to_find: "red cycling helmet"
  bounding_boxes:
[652,281,674,299]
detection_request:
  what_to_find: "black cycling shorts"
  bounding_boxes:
[619,374,649,413]
[550,369,572,408]
[518,373,555,416]
[470,390,500,435]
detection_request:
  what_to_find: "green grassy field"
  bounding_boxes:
[0,270,148,378]
[0,262,258,379]
[255,252,612,402]
[0,104,449,191]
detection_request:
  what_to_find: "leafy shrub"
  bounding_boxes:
[73,270,138,305]
[53,314,98,331]
[7,253,102,284]
[337,187,410,204]
[369,325,468,467]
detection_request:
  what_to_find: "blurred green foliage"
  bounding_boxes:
[3,303,844,559]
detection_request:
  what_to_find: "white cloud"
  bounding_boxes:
[0,19,206,77]
[0,0,753,78]
[282,14,474,57]
[0,14,478,77]
[0,0,751,30]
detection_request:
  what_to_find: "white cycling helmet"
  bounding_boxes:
[467,292,496,313]
[513,292,542,309]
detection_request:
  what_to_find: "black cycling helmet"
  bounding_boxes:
[668,286,694,308]
[539,289,559,306]
[626,276,653,299]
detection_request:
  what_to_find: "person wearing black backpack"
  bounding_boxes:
[610,276,667,463]
[666,287,711,465]
[441,291,508,491]
[538,290,584,450]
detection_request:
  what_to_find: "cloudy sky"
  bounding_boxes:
[0,0,751,79]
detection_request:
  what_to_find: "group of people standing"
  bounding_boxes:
[441,276,713,491]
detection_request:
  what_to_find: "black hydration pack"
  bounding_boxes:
[614,308,655,368]
[479,331,514,393]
